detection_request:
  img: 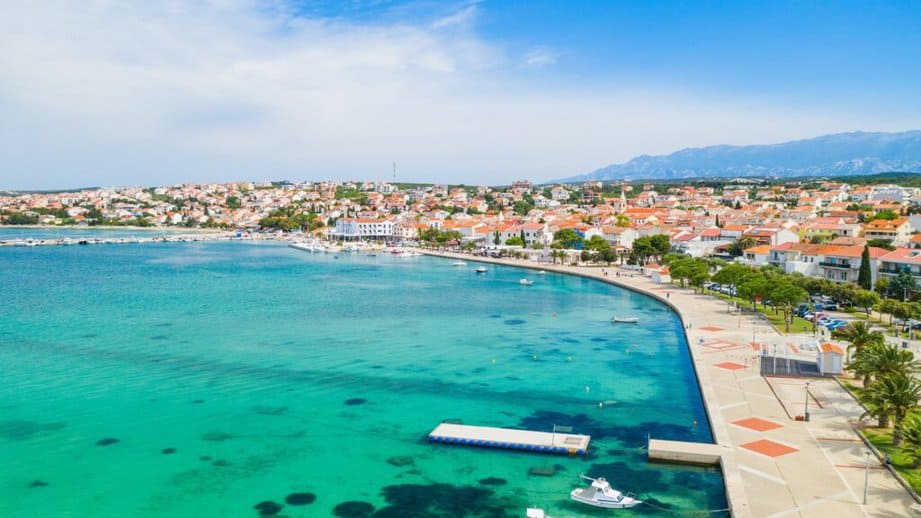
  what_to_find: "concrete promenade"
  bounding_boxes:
[416,249,917,518]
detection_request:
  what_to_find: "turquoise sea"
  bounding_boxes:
[0,237,726,517]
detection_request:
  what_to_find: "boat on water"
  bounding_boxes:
[526,509,550,518]
[475,266,488,273]
[536,270,547,275]
[519,278,534,285]
[611,316,639,324]
[570,474,641,509]
[451,260,467,266]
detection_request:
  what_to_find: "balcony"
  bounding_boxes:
[819,261,851,269]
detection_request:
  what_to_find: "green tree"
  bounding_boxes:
[871,210,900,220]
[900,415,921,466]
[493,231,501,245]
[631,236,656,264]
[861,343,921,388]
[863,372,921,445]
[649,234,671,260]
[727,236,757,257]
[225,196,242,209]
[712,263,751,289]
[857,245,873,290]
[854,289,881,319]
[553,228,584,249]
[890,269,917,301]
[867,238,895,251]
[599,248,617,265]
[670,258,709,290]
[505,236,525,247]
[769,281,809,332]
[584,235,611,252]
[875,278,890,298]
[738,272,771,309]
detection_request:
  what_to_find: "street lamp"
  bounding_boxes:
[863,450,871,504]
[804,381,811,422]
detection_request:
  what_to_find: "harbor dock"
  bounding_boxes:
[647,437,723,466]
[428,423,591,455]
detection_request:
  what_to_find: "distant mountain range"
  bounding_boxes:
[557,130,921,183]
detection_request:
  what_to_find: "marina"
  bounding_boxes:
[428,423,591,455]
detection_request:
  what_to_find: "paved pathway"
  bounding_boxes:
[417,251,917,518]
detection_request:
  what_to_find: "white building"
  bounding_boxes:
[334,218,394,240]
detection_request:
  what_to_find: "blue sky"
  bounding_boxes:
[0,0,919,189]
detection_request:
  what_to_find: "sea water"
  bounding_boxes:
[0,240,726,517]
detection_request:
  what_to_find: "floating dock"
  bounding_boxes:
[428,423,591,455]
[647,437,722,466]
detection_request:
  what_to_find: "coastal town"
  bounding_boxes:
[5,178,921,285]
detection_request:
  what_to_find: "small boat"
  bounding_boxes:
[519,278,534,285]
[475,266,488,273]
[570,474,641,509]
[611,316,639,324]
[536,270,547,275]
[526,509,549,518]
[451,261,467,266]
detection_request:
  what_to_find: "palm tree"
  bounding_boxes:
[850,342,921,389]
[864,343,921,384]
[900,415,921,467]
[862,372,921,445]
[841,321,885,366]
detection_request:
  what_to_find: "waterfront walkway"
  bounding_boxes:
[416,250,916,518]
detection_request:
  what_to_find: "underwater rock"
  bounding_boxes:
[528,466,555,476]
[386,456,414,467]
[285,492,316,505]
[478,477,507,486]
[96,438,120,446]
[192,399,206,404]
[161,448,176,454]
[212,459,231,467]
[253,500,283,516]
[28,480,49,488]
[332,501,375,517]
[344,398,367,406]
[504,319,526,325]
[0,420,66,441]
[199,456,212,461]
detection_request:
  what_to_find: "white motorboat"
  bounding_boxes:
[519,278,534,285]
[475,266,488,273]
[451,261,467,266]
[525,509,549,518]
[611,316,639,324]
[536,270,547,275]
[570,474,641,509]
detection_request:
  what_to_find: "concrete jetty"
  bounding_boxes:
[428,423,591,455]
[648,437,722,466]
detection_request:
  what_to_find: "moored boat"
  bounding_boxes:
[611,316,638,324]
[519,278,533,285]
[475,266,488,273]
[570,474,641,509]
[451,260,467,266]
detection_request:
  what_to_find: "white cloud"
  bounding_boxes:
[522,46,559,68]
[431,3,478,30]
[0,1,896,189]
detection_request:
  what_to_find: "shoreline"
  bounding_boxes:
[412,248,749,517]
[0,224,226,234]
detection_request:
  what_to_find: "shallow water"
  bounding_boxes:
[0,241,726,517]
